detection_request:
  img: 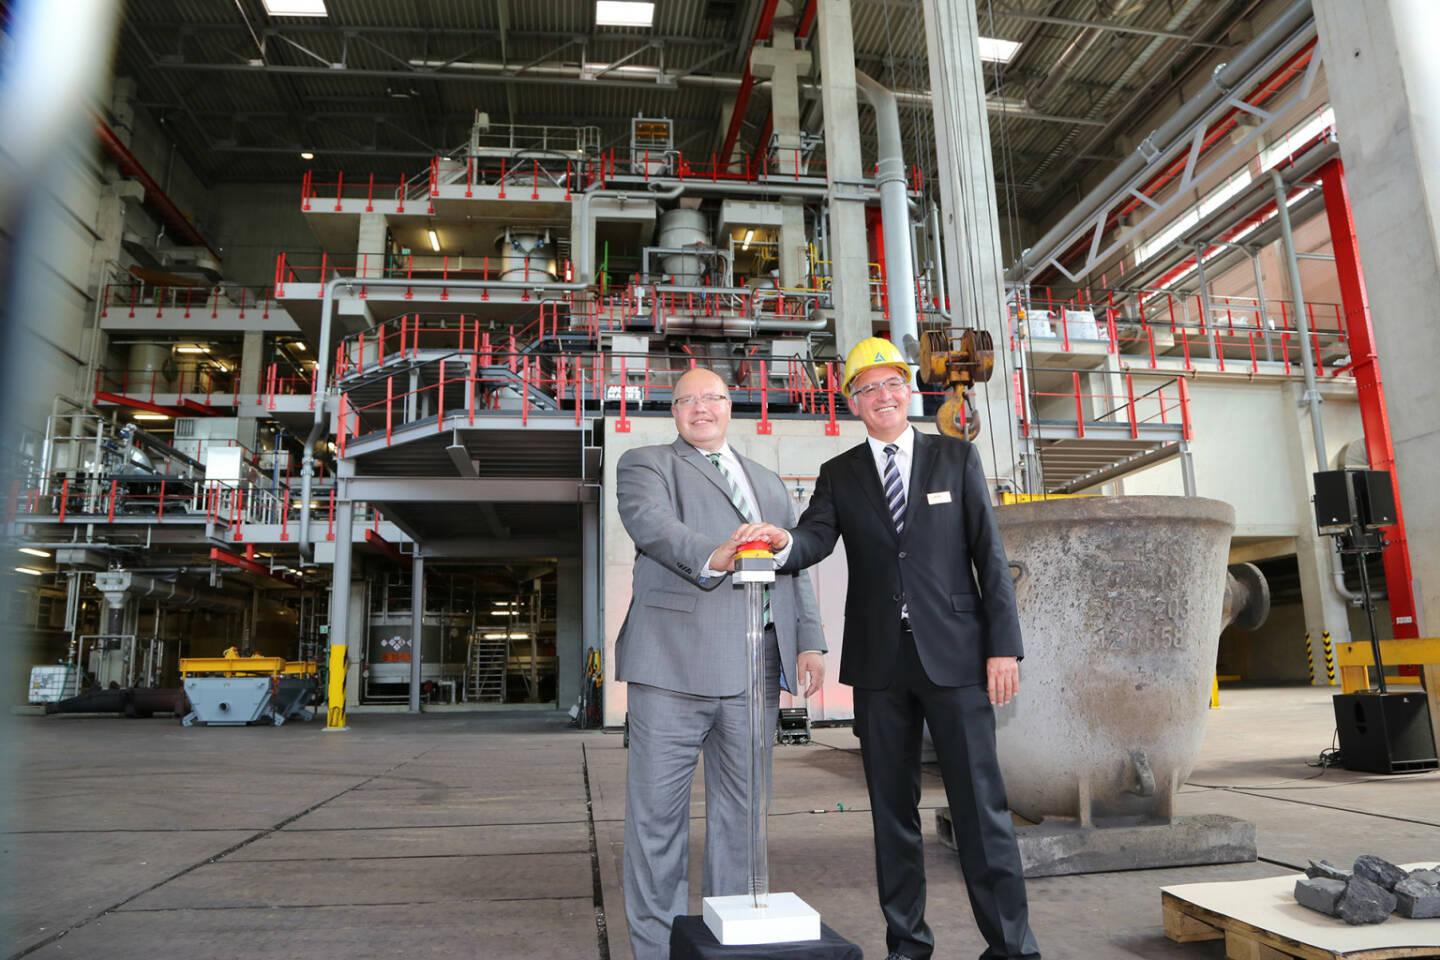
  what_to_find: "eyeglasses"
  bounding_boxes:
[851,377,908,400]
[672,393,730,409]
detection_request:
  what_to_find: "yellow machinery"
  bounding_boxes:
[179,647,319,727]
[915,328,994,440]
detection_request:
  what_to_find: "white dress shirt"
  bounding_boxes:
[865,426,915,501]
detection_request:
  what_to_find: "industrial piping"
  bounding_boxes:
[1007,0,1315,283]
[855,69,922,415]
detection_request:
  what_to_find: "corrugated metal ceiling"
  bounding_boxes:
[114,0,1263,220]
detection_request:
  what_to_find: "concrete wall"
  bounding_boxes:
[12,148,106,435]
[1116,378,1363,537]
[208,182,316,286]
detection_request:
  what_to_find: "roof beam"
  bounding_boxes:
[995,6,1227,47]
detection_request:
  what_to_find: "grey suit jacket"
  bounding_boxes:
[615,437,826,697]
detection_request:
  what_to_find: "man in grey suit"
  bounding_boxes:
[616,366,827,960]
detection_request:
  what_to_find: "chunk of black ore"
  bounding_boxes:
[1394,876,1440,920]
[1294,877,1347,917]
[1336,874,1397,925]
[1305,859,1352,882]
[1352,855,1406,891]
[1405,868,1440,888]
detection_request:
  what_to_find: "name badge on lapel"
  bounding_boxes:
[926,491,952,505]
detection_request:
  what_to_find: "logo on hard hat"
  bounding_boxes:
[873,352,885,361]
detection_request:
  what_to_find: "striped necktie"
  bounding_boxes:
[708,453,772,626]
[883,443,906,535]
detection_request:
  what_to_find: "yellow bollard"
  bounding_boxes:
[326,644,348,730]
[1209,673,1220,709]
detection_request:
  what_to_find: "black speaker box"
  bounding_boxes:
[1352,469,1397,527]
[1333,692,1438,774]
[1313,470,1355,531]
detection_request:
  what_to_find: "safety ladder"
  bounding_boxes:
[465,636,507,703]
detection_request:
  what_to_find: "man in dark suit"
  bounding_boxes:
[729,338,1040,960]
[615,366,826,960]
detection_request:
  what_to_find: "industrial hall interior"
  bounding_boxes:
[2,0,1439,958]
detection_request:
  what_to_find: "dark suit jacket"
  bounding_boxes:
[782,429,1022,689]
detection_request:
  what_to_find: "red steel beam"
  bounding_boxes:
[92,391,187,418]
[1314,157,1418,640]
[364,528,406,565]
[718,0,781,170]
[796,0,816,39]
[94,117,220,261]
[736,0,815,175]
[1041,41,1317,285]
[210,547,299,586]
[176,398,224,416]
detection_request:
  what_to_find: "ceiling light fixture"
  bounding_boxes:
[977,37,1022,64]
[742,229,754,251]
[19,547,51,558]
[596,1,655,28]
[262,0,328,16]
[428,229,441,252]
[15,566,44,576]
[134,413,171,421]
[509,633,530,640]
[300,151,315,160]
[483,633,507,640]
[175,345,210,354]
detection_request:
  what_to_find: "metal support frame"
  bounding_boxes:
[409,551,424,712]
[1314,158,1419,640]
[1011,0,1319,284]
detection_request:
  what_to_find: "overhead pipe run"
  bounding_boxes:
[92,569,246,610]
[405,59,1102,126]
[1007,0,1315,282]
[1268,168,1362,608]
[855,69,922,416]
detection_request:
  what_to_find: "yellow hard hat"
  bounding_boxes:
[841,336,912,396]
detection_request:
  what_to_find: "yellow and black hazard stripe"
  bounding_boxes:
[1322,631,1336,685]
[1306,632,1315,685]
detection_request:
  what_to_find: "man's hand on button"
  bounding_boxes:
[987,656,1019,707]
[731,522,790,550]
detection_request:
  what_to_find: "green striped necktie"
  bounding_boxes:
[708,452,772,626]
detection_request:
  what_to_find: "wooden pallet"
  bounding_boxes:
[1162,867,1440,960]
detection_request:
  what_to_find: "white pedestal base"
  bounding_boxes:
[702,892,821,945]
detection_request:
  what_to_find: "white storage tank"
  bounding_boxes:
[657,208,711,285]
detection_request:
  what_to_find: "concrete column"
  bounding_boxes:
[238,332,263,405]
[751,3,812,288]
[326,496,355,730]
[1314,0,1440,635]
[357,212,387,280]
[1283,382,1352,682]
[582,499,604,727]
[409,552,423,713]
[555,556,582,713]
[571,201,592,289]
[921,0,1020,479]
[816,0,872,352]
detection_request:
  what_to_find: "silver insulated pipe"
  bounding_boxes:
[855,69,922,416]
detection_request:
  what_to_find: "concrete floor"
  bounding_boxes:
[2,685,1437,960]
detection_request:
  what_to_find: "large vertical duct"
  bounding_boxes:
[855,70,921,414]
